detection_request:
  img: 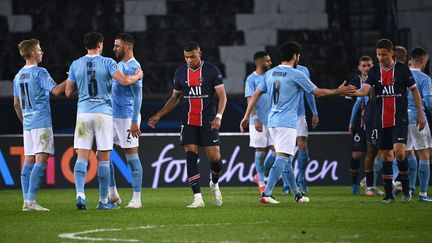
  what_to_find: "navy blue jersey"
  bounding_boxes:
[366,62,416,128]
[173,61,223,126]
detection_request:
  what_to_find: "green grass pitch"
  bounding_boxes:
[0,187,431,242]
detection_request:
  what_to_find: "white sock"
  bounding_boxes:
[420,192,427,197]
[77,192,86,200]
[100,197,108,204]
[132,191,141,202]
[194,193,203,201]
[109,186,118,196]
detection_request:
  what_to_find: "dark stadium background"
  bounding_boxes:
[0,0,430,134]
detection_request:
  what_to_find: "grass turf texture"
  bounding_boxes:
[0,187,431,242]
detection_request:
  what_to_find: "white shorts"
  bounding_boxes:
[296,116,308,137]
[407,123,432,150]
[113,116,140,149]
[74,113,113,151]
[249,123,273,148]
[23,127,54,155]
[269,127,297,155]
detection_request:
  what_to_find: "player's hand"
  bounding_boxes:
[312,115,319,129]
[348,124,354,134]
[211,117,221,130]
[130,122,141,138]
[147,114,160,128]
[417,113,426,131]
[337,81,356,96]
[254,118,263,132]
[239,117,249,133]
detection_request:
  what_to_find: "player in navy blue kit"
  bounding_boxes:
[148,41,227,208]
[13,39,66,211]
[352,39,426,203]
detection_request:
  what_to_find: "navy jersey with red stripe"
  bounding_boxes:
[366,62,415,128]
[173,61,224,126]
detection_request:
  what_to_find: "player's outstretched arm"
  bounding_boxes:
[112,69,143,86]
[312,81,357,97]
[211,85,227,130]
[351,83,371,97]
[411,86,426,131]
[51,80,67,96]
[147,91,183,128]
[240,89,263,132]
[13,96,23,124]
[65,80,77,98]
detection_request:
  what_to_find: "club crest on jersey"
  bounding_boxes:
[198,77,203,83]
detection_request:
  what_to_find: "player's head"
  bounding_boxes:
[114,33,135,61]
[18,39,43,63]
[280,41,302,68]
[357,55,373,76]
[184,41,202,69]
[84,32,104,53]
[253,51,272,71]
[394,45,408,64]
[375,39,394,67]
[410,47,429,69]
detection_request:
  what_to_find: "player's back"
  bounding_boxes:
[13,66,54,130]
[69,55,117,115]
[407,69,432,124]
[245,71,270,125]
[112,58,143,119]
[296,65,310,116]
[262,65,315,128]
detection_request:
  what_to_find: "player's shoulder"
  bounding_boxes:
[296,65,310,75]
[246,71,259,81]
[174,63,188,75]
[127,58,141,68]
[395,62,411,73]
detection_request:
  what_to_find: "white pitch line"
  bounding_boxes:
[58,228,139,242]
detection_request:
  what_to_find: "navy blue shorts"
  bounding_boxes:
[365,125,378,149]
[351,127,366,152]
[377,126,408,150]
[180,124,221,147]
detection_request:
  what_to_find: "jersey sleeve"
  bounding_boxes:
[212,66,224,87]
[423,76,432,97]
[67,62,76,82]
[365,68,376,86]
[106,58,119,76]
[244,76,255,98]
[13,77,18,96]
[295,72,317,94]
[38,68,56,92]
[173,69,183,92]
[403,67,416,89]
[257,73,268,93]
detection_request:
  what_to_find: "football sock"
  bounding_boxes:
[397,158,409,194]
[350,157,361,185]
[392,159,399,183]
[126,153,143,193]
[264,155,290,196]
[373,158,382,187]
[297,148,309,183]
[254,151,265,185]
[74,157,88,197]
[263,151,276,175]
[365,170,373,188]
[407,155,417,192]
[98,160,110,204]
[282,156,300,196]
[109,160,116,188]
[26,162,46,202]
[21,162,34,201]
[186,151,200,194]
[418,160,430,194]
[382,161,393,198]
[210,159,222,184]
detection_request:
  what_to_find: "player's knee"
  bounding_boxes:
[394,150,406,161]
[352,152,362,160]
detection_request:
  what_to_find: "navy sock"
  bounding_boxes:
[350,158,360,185]
[210,159,222,184]
[382,161,393,198]
[397,158,409,194]
[186,151,200,194]
[365,170,373,188]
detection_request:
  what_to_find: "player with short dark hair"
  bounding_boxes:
[240,41,356,204]
[65,31,142,210]
[148,41,227,208]
[108,33,144,208]
[14,39,66,211]
[351,39,426,203]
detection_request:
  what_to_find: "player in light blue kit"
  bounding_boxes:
[240,41,355,204]
[244,51,275,194]
[406,47,432,202]
[13,39,66,211]
[281,64,319,194]
[65,32,142,210]
[108,33,143,208]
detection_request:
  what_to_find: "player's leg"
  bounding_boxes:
[296,136,309,193]
[124,146,142,208]
[364,141,383,195]
[406,149,417,194]
[21,130,35,207]
[379,127,396,203]
[109,119,121,205]
[202,125,223,206]
[393,126,411,202]
[350,128,365,195]
[249,123,267,193]
[411,124,432,202]
[263,146,276,175]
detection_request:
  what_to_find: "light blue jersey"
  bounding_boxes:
[245,71,270,125]
[296,65,318,117]
[68,54,118,115]
[258,65,317,128]
[112,58,143,122]
[407,68,432,124]
[13,66,56,130]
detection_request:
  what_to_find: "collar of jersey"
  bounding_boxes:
[278,64,292,68]
[410,68,421,72]
[379,62,396,71]
[86,54,100,57]
[23,65,36,69]
[188,61,204,72]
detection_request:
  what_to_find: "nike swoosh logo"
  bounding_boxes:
[213,140,219,143]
